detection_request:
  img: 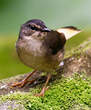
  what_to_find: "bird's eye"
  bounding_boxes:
[27,24,38,31]
[31,26,36,30]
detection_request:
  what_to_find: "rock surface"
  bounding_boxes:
[0,100,25,110]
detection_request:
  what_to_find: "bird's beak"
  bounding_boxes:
[43,27,51,32]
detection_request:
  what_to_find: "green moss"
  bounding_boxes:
[0,73,91,110]
[65,37,91,59]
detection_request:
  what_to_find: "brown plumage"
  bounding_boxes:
[12,19,81,96]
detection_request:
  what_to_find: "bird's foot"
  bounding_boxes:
[11,80,28,88]
[11,79,36,88]
[35,86,49,97]
[10,70,37,88]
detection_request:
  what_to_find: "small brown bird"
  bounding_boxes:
[12,19,81,96]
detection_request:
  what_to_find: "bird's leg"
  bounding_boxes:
[28,78,37,85]
[11,70,37,87]
[35,74,51,97]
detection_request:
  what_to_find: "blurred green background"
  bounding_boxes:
[0,0,91,79]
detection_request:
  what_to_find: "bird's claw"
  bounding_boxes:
[10,80,27,88]
[35,86,49,97]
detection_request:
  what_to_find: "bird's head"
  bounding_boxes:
[19,19,51,39]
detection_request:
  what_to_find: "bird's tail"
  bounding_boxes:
[57,26,81,40]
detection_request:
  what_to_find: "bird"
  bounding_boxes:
[11,19,81,96]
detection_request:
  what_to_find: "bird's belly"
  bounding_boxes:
[18,50,59,72]
[16,40,63,72]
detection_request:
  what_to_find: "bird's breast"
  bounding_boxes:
[16,37,64,72]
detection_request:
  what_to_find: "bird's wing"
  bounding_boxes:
[56,26,81,40]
